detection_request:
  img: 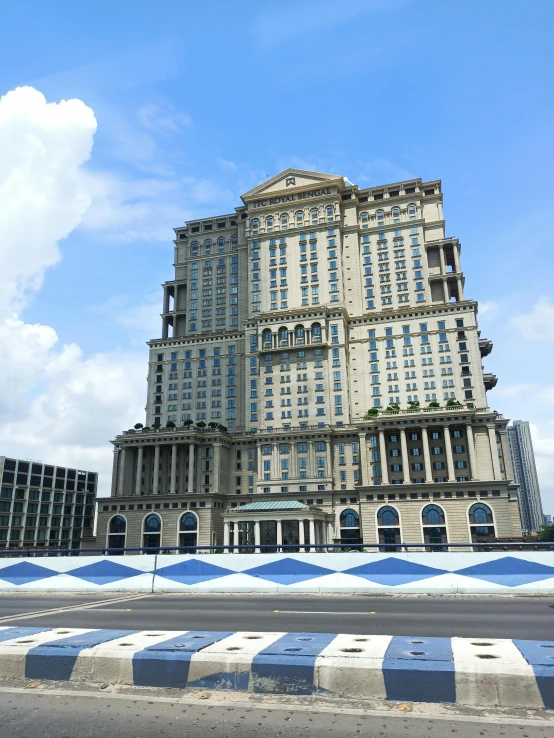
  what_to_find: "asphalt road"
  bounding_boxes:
[0,686,552,738]
[0,593,552,639]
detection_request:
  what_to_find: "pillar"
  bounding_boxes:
[456,276,464,301]
[213,444,221,493]
[196,444,202,492]
[439,246,446,274]
[327,521,334,548]
[223,521,230,552]
[111,450,119,497]
[379,430,389,484]
[187,443,195,494]
[487,425,501,480]
[309,520,316,552]
[421,428,432,483]
[254,520,260,552]
[358,433,368,485]
[276,519,283,550]
[466,424,477,480]
[299,519,305,549]
[400,429,409,484]
[325,440,332,478]
[135,446,143,496]
[444,426,455,482]
[153,445,160,495]
[170,444,177,494]
[117,448,126,497]
[453,244,461,274]
[443,280,449,302]
[257,444,262,477]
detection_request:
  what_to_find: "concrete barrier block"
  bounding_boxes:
[315,634,392,698]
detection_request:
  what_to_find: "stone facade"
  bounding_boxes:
[96,168,521,551]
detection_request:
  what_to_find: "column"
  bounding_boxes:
[272,444,279,479]
[170,444,177,494]
[117,448,126,497]
[400,429,410,484]
[111,450,119,497]
[466,424,477,480]
[223,521,230,552]
[327,521,334,548]
[358,433,368,485]
[290,443,298,479]
[487,425,501,480]
[213,444,221,493]
[439,246,446,274]
[308,442,316,476]
[257,444,262,477]
[254,520,261,552]
[456,277,464,301]
[453,244,461,274]
[299,519,305,549]
[444,426,455,482]
[187,443,195,494]
[153,445,160,495]
[135,446,143,496]
[325,440,332,478]
[309,520,316,553]
[443,280,449,302]
[276,519,283,551]
[196,444,202,492]
[421,428,432,482]
[379,430,389,484]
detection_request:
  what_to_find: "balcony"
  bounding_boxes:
[483,373,498,391]
[479,338,493,357]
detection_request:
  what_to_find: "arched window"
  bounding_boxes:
[262,328,272,349]
[279,326,289,347]
[468,504,495,542]
[191,241,198,256]
[421,505,447,551]
[326,205,334,222]
[179,512,198,552]
[203,239,212,255]
[295,324,305,345]
[376,209,385,223]
[218,237,225,252]
[251,219,259,234]
[266,216,273,232]
[340,509,361,547]
[281,214,288,223]
[361,213,369,223]
[231,235,238,248]
[392,207,400,223]
[107,515,126,555]
[143,514,161,552]
[311,208,319,223]
[408,204,416,220]
[377,506,401,551]
[296,211,304,223]
[312,323,322,343]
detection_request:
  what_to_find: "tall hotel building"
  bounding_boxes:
[507,420,545,533]
[97,169,522,551]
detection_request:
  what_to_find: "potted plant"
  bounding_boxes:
[446,398,462,408]
[196,421,206,429]
[166,421,176,428]
[183,419,194,427]
[364,408,379,418]
[385,403,400,413]
[407,400,420,409]
[134,423,144,429]
[428,401,440,409]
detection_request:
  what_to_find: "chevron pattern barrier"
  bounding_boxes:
[0,553,553,593]
[0,626,551,708]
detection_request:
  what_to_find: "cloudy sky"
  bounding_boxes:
[0,0,553,510]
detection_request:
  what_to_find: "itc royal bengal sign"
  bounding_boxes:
[251,186,333,209]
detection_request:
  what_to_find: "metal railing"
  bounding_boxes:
[0,541,552,557]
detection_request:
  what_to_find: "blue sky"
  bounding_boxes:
[0,0,553,510]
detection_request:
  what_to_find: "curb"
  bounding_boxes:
[0,626,551,709]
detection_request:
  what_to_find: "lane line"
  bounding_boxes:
[0,594,149,623]
[273,610,376,615]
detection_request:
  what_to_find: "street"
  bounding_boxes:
[0,593,552,639]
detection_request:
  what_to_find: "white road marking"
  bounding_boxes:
[0,594,148,623]
[274,610,374,615]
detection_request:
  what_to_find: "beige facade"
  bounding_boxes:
[97,169,521,551]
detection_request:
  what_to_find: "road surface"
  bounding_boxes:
[0,593,552,638]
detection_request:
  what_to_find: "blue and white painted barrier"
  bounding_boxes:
[0,552,553,593]
[0,626,551,709]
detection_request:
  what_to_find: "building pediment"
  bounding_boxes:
[241,168,344,202]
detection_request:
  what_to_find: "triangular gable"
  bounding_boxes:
[241,168,343,201]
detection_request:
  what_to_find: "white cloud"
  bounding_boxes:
[216,157,238,170]
[0,86,146,496]
[478,300,500,318]
[138,102,192,133]
[510,298,554,342]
